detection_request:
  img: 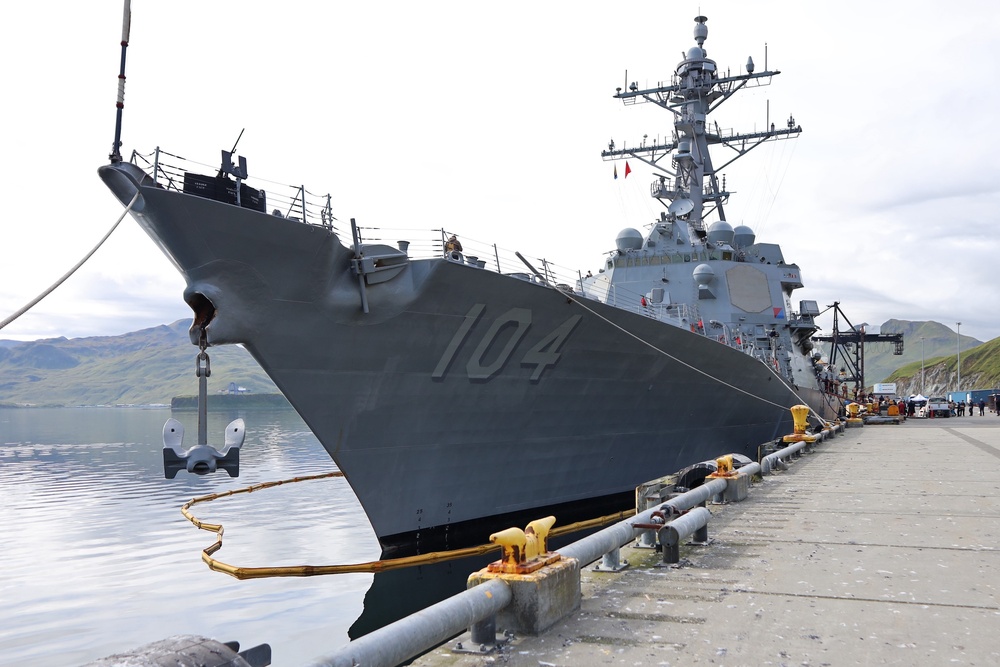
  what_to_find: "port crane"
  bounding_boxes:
[812,302,903,396]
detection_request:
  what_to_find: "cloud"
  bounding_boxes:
[1,0,998,345]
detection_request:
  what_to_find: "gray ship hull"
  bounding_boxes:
[100,164,835,549]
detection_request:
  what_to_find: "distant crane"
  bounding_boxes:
[811,302,904,396]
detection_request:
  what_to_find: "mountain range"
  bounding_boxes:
[0,318,994,407]
[0,320,277,407]
[851,319,983,389]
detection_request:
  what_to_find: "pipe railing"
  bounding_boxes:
[309,459,764,667]
[305,577,512,667]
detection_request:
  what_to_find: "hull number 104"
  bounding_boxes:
[432,304,581,381]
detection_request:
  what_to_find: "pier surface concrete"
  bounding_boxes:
[412,418,1000,666]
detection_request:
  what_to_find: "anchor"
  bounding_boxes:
[162,330,244,478]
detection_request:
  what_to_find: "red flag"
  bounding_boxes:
[614,164,618,180]
[625,161,632,178]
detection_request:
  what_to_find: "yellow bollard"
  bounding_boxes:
[846,402,864,427]
[782,404,818,443]
[791,404,809,434]
[707,454,736,478]
[488,516,561,574]
[490,527,527,573]
[525,516,556,560]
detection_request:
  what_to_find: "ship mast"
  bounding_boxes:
[602,15,801,232]
[109,0,132,163]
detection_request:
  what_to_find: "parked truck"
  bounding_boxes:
[924,396,951,418]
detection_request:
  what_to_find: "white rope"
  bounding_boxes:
[0,191,141,332]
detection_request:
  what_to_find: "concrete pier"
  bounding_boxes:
[413,418,1000,666]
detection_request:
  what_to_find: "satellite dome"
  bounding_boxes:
[707,220,735,246]
[615,228,644,252]
[733,224,756,248]
[693,263,715,285]
[686,46,706,61]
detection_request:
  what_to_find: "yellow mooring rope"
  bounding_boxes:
[181,471,636,580]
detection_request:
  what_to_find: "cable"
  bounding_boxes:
[0,191,140,332]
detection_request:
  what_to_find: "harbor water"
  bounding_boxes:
[0,407,476,666]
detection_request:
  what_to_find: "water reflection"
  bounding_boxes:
[349,555,492,642]
[2,407,478,666]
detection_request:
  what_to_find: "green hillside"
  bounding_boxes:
[886,334,1000,396]
[821,319,983,386]
[0,320,279,407]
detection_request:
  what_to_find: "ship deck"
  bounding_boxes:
[411,416,1000,666]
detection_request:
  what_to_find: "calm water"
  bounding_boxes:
[0,407,475,666]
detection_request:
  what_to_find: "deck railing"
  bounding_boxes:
[126,148,770,356]
[129,148,343,237]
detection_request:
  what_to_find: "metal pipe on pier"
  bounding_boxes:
[761,440,809,474]
[559,473,730,567]
[305,577,511,667]
[660,505,711,564]
[308,460,761,666]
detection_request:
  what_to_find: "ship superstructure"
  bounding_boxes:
[588,16,822,396]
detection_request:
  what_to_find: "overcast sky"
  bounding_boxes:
[1,1,998,345]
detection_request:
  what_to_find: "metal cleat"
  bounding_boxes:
[162,417,244,479]
[487,516,560,575]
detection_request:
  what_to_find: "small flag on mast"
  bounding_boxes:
[625,161,632,178]
[614,164,618,179]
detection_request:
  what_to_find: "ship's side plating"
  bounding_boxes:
[243,256,810,544]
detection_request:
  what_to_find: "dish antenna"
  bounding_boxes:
[668,199,695,217]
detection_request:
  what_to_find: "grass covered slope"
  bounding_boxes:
[0,320,278,407]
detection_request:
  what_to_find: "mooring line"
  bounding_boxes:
[0,191,140,331]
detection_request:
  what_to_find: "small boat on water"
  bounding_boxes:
[100,14,842,552]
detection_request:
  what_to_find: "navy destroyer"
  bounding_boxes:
[99,15,841,551]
